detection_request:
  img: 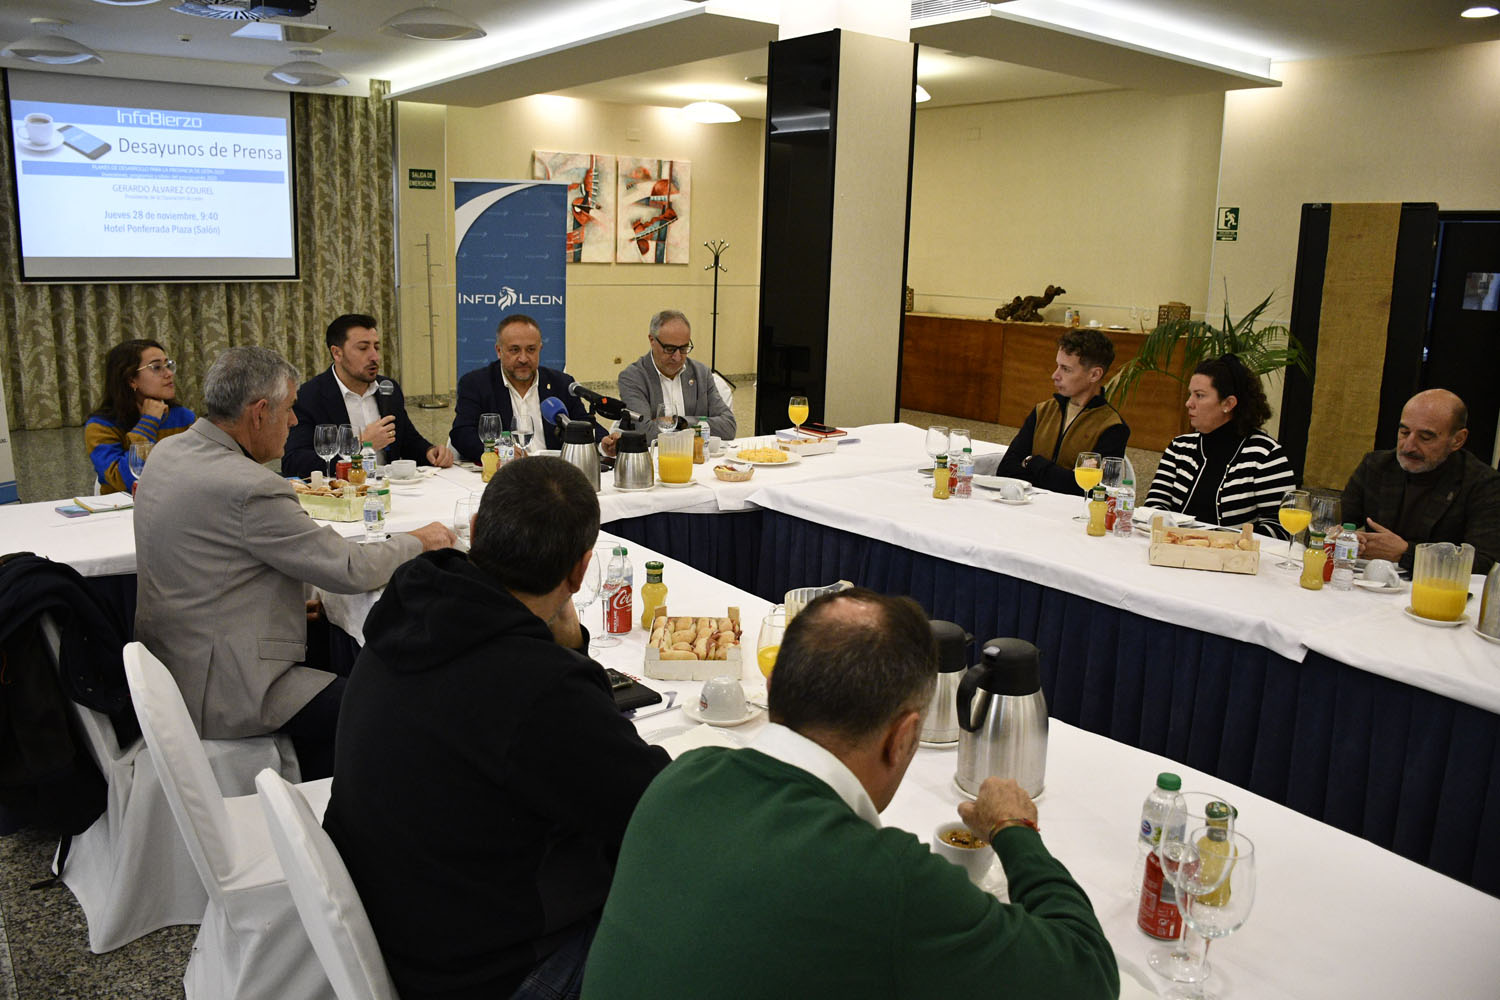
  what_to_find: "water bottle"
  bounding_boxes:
[954,447,974,498]
[1112,479,1135,537]
[359,440,377,478]
[1136,772,1185,939]
[1132,772,1181,896]
[361,489,386,543]
[1331,522,1358,591]
[497,431,514,467]
[603,545,634,634]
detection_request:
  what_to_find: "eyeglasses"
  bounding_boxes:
[136,359,177,375]
[653,338,693,356]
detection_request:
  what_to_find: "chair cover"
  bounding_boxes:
[123,642,334,1000]
[256,769,401,1000]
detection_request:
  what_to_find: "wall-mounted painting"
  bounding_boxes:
[617,157,690,264]
[531,151,615,263]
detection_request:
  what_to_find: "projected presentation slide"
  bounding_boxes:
[7,69,298,281]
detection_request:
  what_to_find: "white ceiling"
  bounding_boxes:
[1,0,1496,116]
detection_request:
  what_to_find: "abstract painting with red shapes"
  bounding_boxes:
[531,150,615,263]
[616,157,691,264]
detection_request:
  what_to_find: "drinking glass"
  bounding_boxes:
[924,425,949,466]
[591,546,622,648]
[948,427,972,458]
[478,413,503,451]
[1073,451,1102,520]
[788,395,809,433]
[453,493,481,547]
[1163,828,1256,1000]
[1276,489,1312,570]
[573,551,603,649]
[313,424,339,478]
[1310,494,1341,538]
[512,414,535,455]
[337,424,358,465]
[127,441,152,492]
[757,608,787,683]
[654,402,677,435]
[1149,793,1236,983]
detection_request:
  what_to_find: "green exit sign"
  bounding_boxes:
[1216,206,1240,242]
[408,168,436,190]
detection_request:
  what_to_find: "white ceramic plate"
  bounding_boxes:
[1403,607,1470,628]
[732,449,802,468]
[1353,578,1404,594]
[1472,625,1500,646]
[993,496,1032,507]
[972,474,1033,492]
[682,700,764,728]
[655,478,702,489]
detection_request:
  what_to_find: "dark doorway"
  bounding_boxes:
[1424,213,1500,465]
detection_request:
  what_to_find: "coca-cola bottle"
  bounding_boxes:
[603,545,634,635]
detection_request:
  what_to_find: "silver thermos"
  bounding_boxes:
[557,418,600,491]
[955,638,1048,799]
[1478,564,1500,642]
[921,620,973,744]
[612,430,653,491]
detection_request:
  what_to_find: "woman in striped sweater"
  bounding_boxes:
[1146,354,1296,538]
[84,339,195,493]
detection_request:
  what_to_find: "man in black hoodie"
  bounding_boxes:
[324,457,669,1000]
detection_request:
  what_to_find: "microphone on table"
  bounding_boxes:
[567,382,638,422]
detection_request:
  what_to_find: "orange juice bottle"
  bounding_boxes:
[639,561,667,630]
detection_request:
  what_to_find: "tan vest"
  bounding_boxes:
[1031,396,1126,471]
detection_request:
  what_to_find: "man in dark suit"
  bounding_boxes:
[449,313,611,462]
[282,314,455,479]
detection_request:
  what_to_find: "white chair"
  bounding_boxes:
[123,641,335,1000]
[256,769,401,1000]
[44,618,302,954]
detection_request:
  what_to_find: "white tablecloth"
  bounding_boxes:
[745,469,1500,715]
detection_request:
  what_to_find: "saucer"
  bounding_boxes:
[14,123,64,152]
[1354,578,1404,594]
[656,478,700,489]
[1403,606,1470,628]
[384,474,424,485]
[682,700,763,728]
[992,495,1032,507]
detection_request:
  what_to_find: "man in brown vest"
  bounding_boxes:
[992,329,1129,493]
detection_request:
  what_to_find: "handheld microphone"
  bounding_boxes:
[376,378,394,396]
[567,382,637,422]
[540,396,570,427]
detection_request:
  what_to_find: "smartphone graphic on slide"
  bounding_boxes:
[59,124,110,160]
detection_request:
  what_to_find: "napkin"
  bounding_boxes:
[652,724,742,759]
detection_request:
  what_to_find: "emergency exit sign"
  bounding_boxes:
[1216,206,1240,242]
[408,168,436,190]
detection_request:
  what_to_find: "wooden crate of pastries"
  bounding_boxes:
[1148,517,1260,575]
[643,607,743,681]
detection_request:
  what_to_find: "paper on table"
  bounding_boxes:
[73,492,133,513]
[649,723,742,759]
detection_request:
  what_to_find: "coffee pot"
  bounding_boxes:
[612,430,653,491]
[558,419,600,491]
[921,620,973,745]
[1478,564,1500,641]
[955,638,1048,798]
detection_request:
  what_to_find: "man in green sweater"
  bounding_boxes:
[582,589,1119,999]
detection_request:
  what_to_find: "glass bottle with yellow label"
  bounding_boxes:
[639,561,667,631]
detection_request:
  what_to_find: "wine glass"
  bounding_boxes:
[757,608,787,684]
[788,395,809,434]
[453,493,481,548]
[1073,451,1102,521]
[1276,489,1312,570]
[1148,793,1235,983]
[948,427,972,458]
[337,424,358,468]
[924,425,949,468]
[478,413,503,453]
[313,424,339,479]
[127,441,152,494]
[654,402,676,435]
[591,546,622,649]
[573,551,603,650]
[1311,494,1341,538]
[512,414,535,456]
[1163,828,1256,1000]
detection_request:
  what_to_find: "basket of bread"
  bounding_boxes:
[713,460,754,483]
[1147,517,1259,575]
[292,478,390,522]
[643,607,743,680]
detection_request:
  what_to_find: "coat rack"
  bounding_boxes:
[704,239,735,389]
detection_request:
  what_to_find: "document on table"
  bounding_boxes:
[73,492,133,513]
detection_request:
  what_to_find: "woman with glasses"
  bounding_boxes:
[84,339,196,493]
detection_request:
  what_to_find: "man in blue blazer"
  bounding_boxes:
[282,314,455,479]
[450,313,609,462]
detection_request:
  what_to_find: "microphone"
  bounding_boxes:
[567,382,637,422]
[376,378,394,396]
[540,396,570,427]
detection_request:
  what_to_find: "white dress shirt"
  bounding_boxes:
[505,374,545,448]
[332,366,383,466]
[655,363,686,421]
[750,723,881,828]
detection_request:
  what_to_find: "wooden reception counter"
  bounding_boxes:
[899,313,1188,452]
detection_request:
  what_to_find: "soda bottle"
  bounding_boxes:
[603,545,634,635]
[1330,522,1358,591]
[1137,772,1186,940]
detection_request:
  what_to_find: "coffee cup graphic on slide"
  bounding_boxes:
[22,111,56,148]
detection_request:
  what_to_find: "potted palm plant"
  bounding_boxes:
[1106,293,1311,407]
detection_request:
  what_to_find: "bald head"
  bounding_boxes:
[1397,389,1468,474]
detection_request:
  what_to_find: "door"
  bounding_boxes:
[1423,214,1500,465]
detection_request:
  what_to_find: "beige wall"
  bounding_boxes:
[394,95,765,394]
[906,88,1226,327]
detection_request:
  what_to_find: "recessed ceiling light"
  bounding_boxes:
[682,101,740,124]
[1460,5,1498,16]
[381,5,486,41]
[915,85,932,103]
[1,19,103,65]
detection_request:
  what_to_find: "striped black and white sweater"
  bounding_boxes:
[1146,429,1296,538]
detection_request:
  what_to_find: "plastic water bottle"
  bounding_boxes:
[361,490,386,543]
[603,545,634,634]
[1132,772,1181,896]
[954,447,974,498]
[1112,479,1135,537]
[1136,772,1185,939]
[1331,522,1359,591]
[359,440,377,479]
[497,431,514,467]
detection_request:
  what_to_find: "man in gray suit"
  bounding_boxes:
[617,310,736,442]
[134,345,454,779]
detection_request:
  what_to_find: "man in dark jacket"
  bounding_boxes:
[324,457,668,1000]
[448,313,608,461]
[1344,388,1500,574]
[993,328,1129,494]
[282,314,455,478]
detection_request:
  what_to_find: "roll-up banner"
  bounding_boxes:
[0,364,15,503]
[453,180,568,382]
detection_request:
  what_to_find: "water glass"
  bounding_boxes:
[1149,793,1235,984]
[512,414,535,455]
[1164,829,1256,1000]
[127,441,152,492]
[313,424,339,478]
[948,427,972,457]
[453,494,481,547]
[924,425,949,464]
[478,413,503,450]
[337,424,358,463]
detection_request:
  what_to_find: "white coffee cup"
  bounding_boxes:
[1000,483,1025,502]
[698,675,747,722]
[24,113,54,146]
[388,459,417,479]
[932,821,995,883]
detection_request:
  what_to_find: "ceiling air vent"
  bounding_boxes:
[911,0,990,20]
[171,1,262,20]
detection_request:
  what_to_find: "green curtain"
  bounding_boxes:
[0,79,397,431]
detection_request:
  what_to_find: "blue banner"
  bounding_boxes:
[453,181,567,382]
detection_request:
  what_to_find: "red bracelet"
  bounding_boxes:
[989,817,1040,839]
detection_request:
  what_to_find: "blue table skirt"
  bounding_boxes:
[753,509,1500,897]
[604,510,764,597]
